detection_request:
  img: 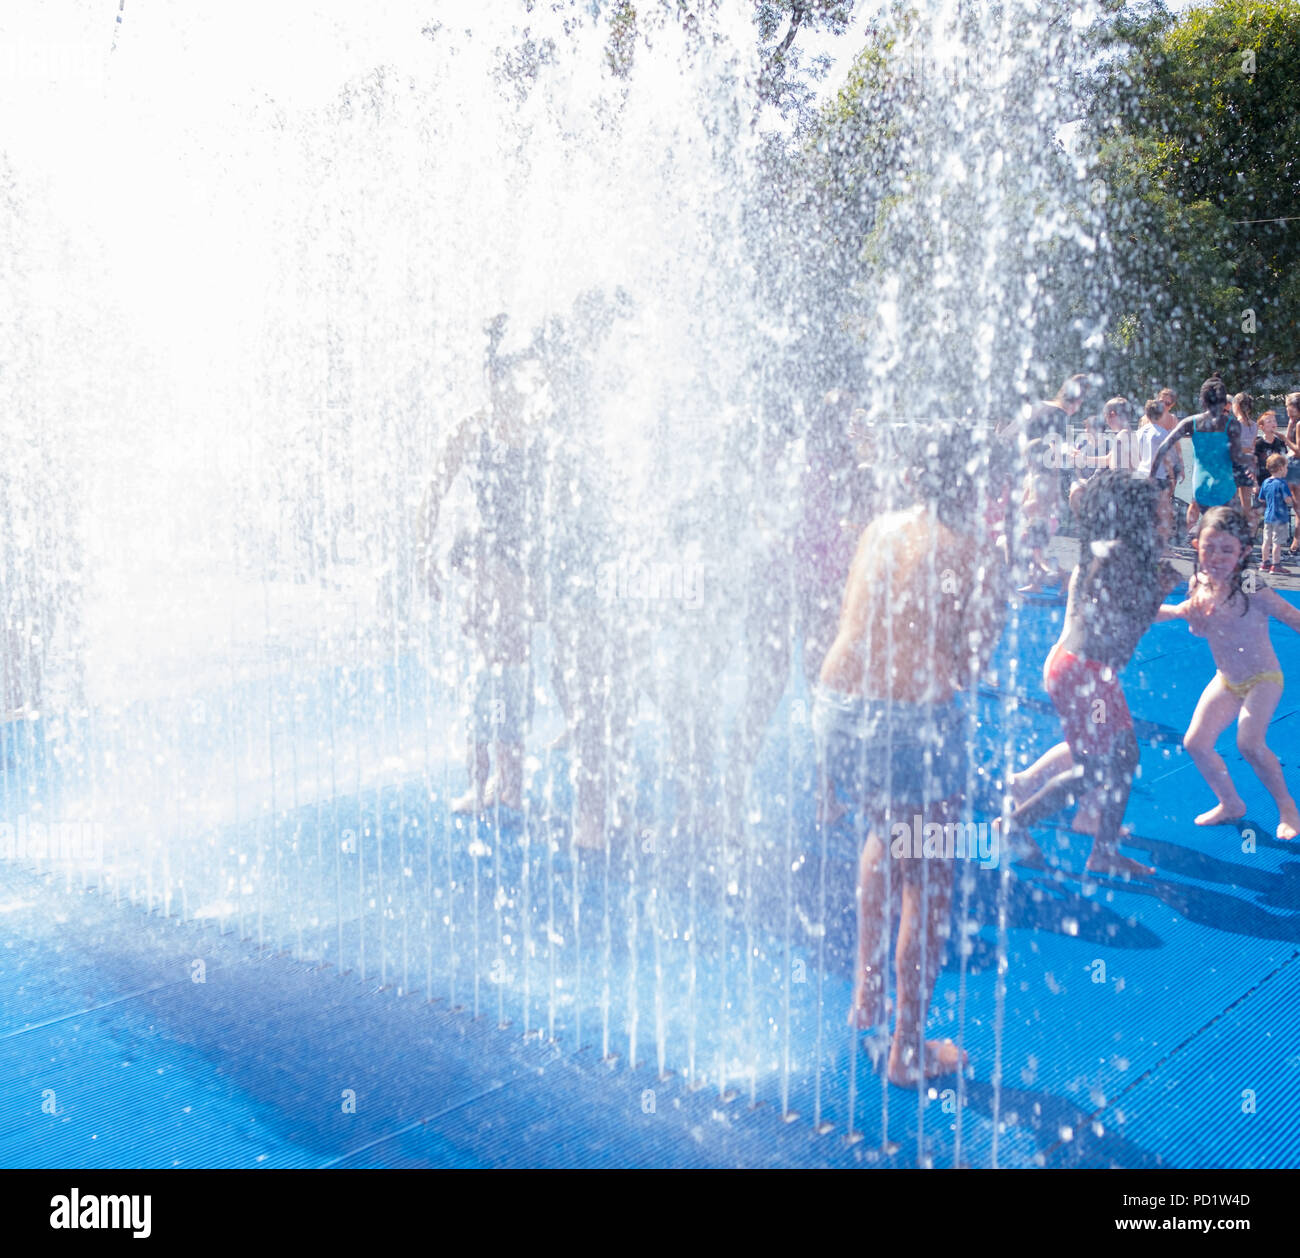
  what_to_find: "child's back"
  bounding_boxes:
[1058,542,1175,672]
[1058,472,1178,671]
[1260,473,1292,523]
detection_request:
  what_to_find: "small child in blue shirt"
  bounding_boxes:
[1260,453,1297,573]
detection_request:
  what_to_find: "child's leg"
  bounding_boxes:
[1005,759,1088,830]
[888,797,965,1086]
[1183,675,1248,823]
[1008,741,1074,802]
[562,616,619,851]
[1009,743,1123,841]
[1235,682,1299,839]
[1082,731,1151,877]
[849,828,895,1029]
[452,739,491,813]
[1260,522,1277,566]
[484,740,524,810]
[549,650,573,748]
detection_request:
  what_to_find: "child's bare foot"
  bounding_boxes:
[1085,844,1153,879]
[993,815,1044,867]
[887,1037,967,1088]
[1195,802,1247,826]
[481,775,522,812]
[450,788,483,814]
[1277,810,1300,841]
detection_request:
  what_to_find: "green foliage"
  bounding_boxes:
[753,1,854,119]
[763,2,1104,411]
[1089,0,1300,396]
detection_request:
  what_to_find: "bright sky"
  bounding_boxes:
[0,0,1208,398]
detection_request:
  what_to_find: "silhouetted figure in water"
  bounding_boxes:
[532,290,635,850]
[999,373,1090,593]
[1003,472,1180,878]
[418,315,540,814]
[816,425,1008,1088]
[725,388,876,830]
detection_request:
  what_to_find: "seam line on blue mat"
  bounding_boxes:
[0,981,190,1040]
[317,1077,523,1168]
[1042,946,1300,1163]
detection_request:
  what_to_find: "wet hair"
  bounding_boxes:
[1199,373,1228,410]
[1287,392,1300,411]
[1104,396,1131,422]
[1058,373,1091,406]
[1234,392,1254,420]
[1074,470,1161,567]
[1142,398,1162,425]
[905,422,1015,529]
[1191,506,1254,616]
[1267,452,1289,478]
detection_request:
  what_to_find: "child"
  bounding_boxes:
[1259,453,1297,574]
[1003,472,1181,878]
[1151,374,1254,536]
[815,425,1008,1087]
[1231,393,1259,524]
[1156,507,1300,840]
[446,531,528,815]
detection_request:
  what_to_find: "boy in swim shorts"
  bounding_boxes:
[815,424,1009,1087]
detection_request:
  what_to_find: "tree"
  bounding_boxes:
[1088,0,1300,397]
[752,1,1106,417]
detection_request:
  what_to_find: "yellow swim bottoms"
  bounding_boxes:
[1217,669,1284,700]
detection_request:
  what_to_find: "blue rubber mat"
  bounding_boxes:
[2,590,1298,1168]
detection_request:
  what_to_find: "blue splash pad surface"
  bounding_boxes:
[2,590,1298,1169]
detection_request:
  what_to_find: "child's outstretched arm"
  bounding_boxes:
[1154,601,1190,624]
[1149,417,1193,481]
[1258,585,1300,635]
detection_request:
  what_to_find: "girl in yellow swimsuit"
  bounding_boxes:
[1155,507,1300,839]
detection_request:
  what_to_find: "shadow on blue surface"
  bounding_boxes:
[2,591,1300,1167]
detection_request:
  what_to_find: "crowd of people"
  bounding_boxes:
[417,329,1300,1089]
[828,372,1300,1087]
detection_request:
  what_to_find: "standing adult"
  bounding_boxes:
[1231,392,1259,523]
[1134,398,1184,533]
[1001,373,1090,592]
[1283,393,1300,554]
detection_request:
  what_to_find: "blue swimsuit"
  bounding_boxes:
[1190,426,1237,508]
